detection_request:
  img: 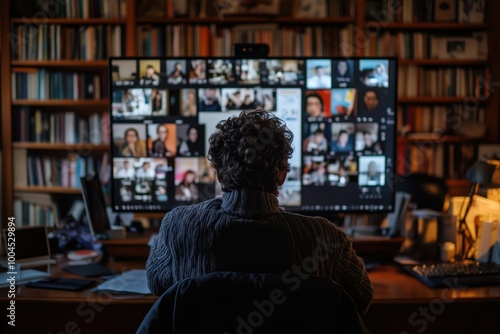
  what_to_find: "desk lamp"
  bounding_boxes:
[459,160,500,259]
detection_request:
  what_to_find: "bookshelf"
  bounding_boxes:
[362,0,499,195]
[1,0,124,225]
[1,0,499,225]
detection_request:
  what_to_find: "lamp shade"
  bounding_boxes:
[466,160,499,185]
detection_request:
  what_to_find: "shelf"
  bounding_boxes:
[11,60,109,69]
[378,22,489,31]
[12,99,109,108]
[11,18,126,25]
[446,179,471,196]
[398,97,486,104]
[397,135,478,144]
[14,186,83,194]
[13,142,109,151]
[398,59,488,66]
[446,179,470,186]
[136,17,355,25]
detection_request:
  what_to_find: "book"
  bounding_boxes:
[475,221,498,263]
[491,221,500,265]
[434,0,456,21]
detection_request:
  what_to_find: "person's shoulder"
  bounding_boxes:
[164,197,223,221]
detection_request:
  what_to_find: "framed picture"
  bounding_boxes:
[212,0,280,17]
[295,0,327,18]
[434,0,457,21]
[431,33,487,59]
[136,0,167,18]
[478,145,500,161]
[458,0,485,22]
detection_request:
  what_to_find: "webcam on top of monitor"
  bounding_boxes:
[233,43,270,58]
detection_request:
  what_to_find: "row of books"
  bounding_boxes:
[137,0,354,19]
[397,142,475,179]
[365,31,487,60]
[366,0,485,23]
[397,66,490,97]
[12,108,110,144]
[11,70,102,100]
[13,194,58,227]
[13,0,126,18]
[14,151,109,189]
[397,106,485,135]
[136,24,354,57]
[11,25,123,61]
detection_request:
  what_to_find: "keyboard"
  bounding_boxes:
[403,261,500,288]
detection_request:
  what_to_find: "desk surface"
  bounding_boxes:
[8,261,500,304]
[1,261,499,334]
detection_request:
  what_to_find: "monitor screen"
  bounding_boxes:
[3,226,50,261]
[109,57,397,213]
[81,173,112,235]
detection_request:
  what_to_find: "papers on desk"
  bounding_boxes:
[93,269,151,295]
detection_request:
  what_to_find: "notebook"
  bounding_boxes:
[63,263,116,278]
[26,278,95,291]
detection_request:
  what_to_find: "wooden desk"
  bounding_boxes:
[366,265,500,333]
[1,263,499,334]
[100,232,153,259]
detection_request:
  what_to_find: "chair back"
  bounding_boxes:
[137,272,369,334]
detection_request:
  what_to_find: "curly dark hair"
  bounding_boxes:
[207,109,294,194]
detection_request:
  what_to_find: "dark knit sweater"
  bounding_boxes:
[146,188,374,314]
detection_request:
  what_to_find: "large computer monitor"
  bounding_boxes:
[109,57,397,214]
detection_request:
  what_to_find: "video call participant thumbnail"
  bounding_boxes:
[332,60,353,88]
[139,60,161,86]
[331,88,356,117]
[115,126,148,158]
[306,59,331,89]
[330,128,354,153]
[178,125,204,157]
[166,60,187,84]
[359,60,389,88]
[175,169,199,202]
[181,89,197,117]
[304,90,331,118]
[208,59,236,84]
[148,124,177,158]
[358,156,385,186]
[198,88,222,112]
[189,59,207,84]
[151,89,167,116]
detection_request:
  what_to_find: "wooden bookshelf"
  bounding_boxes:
[11,60,109,69]
[1,0,13,217]
[397,136,479,144]
[14,186,83,194]
[136,17,356,25]
[10,18,126,24]
[11,99,109,107]
[1,0,500,224]
[12,143,110,151]
[382,22,489,31]
[398,97,487,104]
[398,59,489,66]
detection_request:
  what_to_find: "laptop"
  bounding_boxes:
[1,226,56,286]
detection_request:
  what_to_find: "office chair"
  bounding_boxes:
[137,272,369,334]
[396,173,449,212]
